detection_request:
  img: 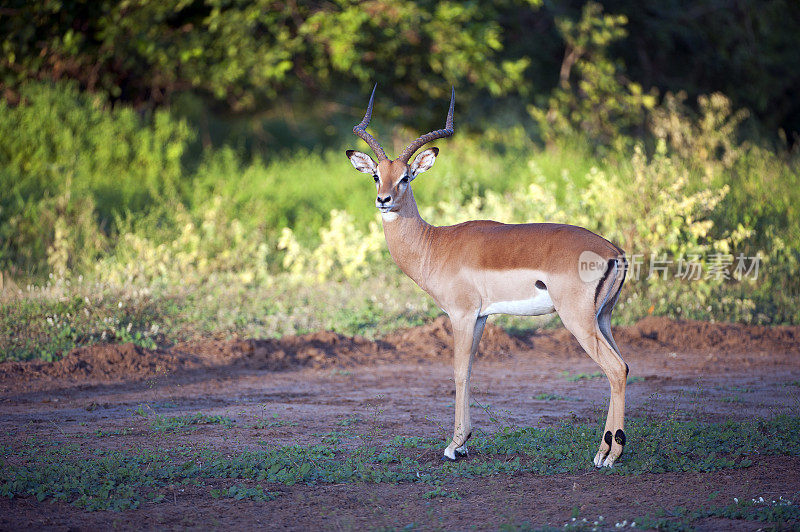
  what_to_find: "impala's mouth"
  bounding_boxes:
[377,205,395,213]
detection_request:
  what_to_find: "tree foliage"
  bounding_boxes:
[1,0,797,136]
[529,2,658,150]
[0,0,538,114]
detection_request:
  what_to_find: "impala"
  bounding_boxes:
[346,86,629,467]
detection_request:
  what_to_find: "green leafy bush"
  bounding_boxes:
[0,81,191,275]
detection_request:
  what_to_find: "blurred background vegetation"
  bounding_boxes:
[1,0,799,360]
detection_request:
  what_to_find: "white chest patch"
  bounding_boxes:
[381,211,399,222]
[480,290,555,317]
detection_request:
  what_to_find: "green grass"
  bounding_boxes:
[495,495,800,531]
[150,413,235,432]
[209,484,280,502]
[251,414,298,429]
[422,485,462,500]
[532,393,578,402]
[3,415,800,511]
[0,274,439,362]
[561,371,604,382]
[628,497,800,531]
[720,395,745,404]
[560,372,645,384]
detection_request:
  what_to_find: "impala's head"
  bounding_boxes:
[346,85,454,216]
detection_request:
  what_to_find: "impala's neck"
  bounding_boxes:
[380,188,434,288]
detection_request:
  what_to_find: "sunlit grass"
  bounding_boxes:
[0,273,439,362]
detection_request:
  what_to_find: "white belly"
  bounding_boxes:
[480,290,555,317]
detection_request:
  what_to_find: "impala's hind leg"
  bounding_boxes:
[590,330,627,467]
[593,283,627,466]
[565,322,627,467]
[559,259,628,467]
[591,261,628,467]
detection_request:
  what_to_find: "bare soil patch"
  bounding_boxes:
[2,317,800,530]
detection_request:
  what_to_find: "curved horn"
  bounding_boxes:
[398,87,455,164]
[353,84,388,161]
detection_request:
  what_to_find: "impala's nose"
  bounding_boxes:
[377,195,392,206]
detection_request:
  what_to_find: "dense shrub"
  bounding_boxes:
[0,82,191,275]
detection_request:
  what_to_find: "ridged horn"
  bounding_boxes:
[397,87,455,163]
[352,84,388,162]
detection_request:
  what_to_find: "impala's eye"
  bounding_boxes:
[400,176,410,184]
[373,175,379,183]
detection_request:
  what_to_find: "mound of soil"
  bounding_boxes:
[234,331,385,371]
[621,316,800,354]
[527,316,800,360]
[0,343,204,383]
[1,316,798,384]
[383,316,527,362]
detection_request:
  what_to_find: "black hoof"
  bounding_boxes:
[455,448,468,458]
[441,454,457,462]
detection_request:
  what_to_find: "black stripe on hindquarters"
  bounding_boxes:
[619,256,628,287]
[594,259,617,306]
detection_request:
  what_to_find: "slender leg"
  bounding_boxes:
[570,329,627,467]
[453,316,487,457]
[444,314,486,461]
[555,259,628,467]
[594,302,628,466]
[594,334,627,467]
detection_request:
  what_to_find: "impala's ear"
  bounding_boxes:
[346,150,378,175]
[410,147,439,178]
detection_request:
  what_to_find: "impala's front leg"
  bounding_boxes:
[444,314,486,461]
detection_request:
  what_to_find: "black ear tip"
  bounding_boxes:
[431,147,439,155]
[345,149,355,157]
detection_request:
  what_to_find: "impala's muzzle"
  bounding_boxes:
[376,195,394,211]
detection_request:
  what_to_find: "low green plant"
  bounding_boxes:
[2,415,800,511]
[251,414,297,429]
[210,484,280,502]
[561,371,604,382]
[533,393,577,401]
[336,416,361,427]
[85,428,135,438]
[720,395,745,404]
[631,496,800,530]
[131,404,151,418]
[422,485,462,500]
[150,413,235,432]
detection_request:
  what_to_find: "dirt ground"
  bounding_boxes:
[2,316,800,530]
